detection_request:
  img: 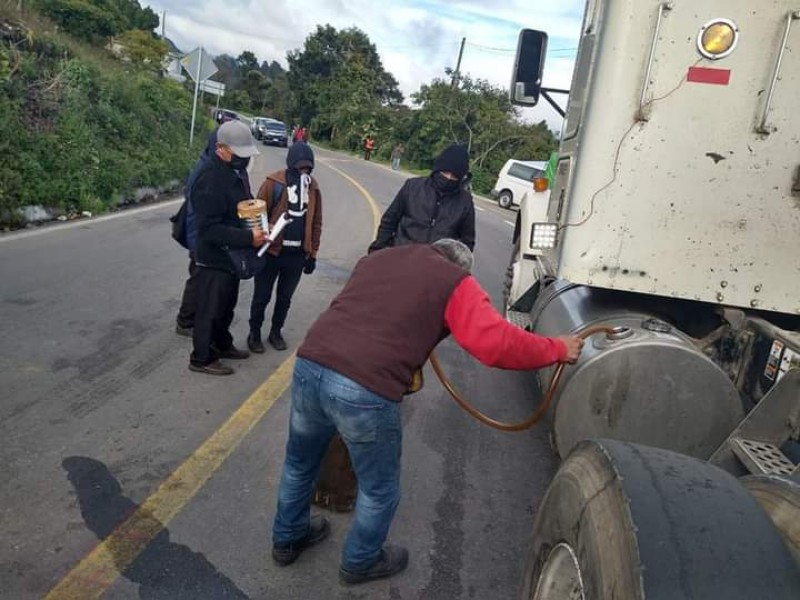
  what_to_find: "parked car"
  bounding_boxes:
[250,117,272,140]
[262,121,288,147]
[490,159,547,209]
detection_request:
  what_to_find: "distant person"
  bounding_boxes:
[301,126,309,143]
[175,127,253,337]
[269,240,584,584]
[363,135,375,161]
[390,143,404,170]
[368,144,475,252]
[248,143,322,353]
[189,121,265,376]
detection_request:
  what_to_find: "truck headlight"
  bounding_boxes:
[698,19,739,60]
[530,223,558,249]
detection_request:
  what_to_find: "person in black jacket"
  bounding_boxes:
[190,120,266,376]
[368,144,475,253]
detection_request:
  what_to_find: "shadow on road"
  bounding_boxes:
[62,456,249,599]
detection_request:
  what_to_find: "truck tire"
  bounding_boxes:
[520,439,800,599]
[498,190,513,209]
[742,474,800,564]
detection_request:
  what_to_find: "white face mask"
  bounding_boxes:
[286,173,311,218]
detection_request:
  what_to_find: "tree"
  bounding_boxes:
[235,51,259,74]
[287,25,403,128]
[115,29,168,68]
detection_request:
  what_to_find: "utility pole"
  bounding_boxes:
[451,37,466,87]
[161,10,166,39]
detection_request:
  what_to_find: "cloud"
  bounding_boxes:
[143,0,584,130]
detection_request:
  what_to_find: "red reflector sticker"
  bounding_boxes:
[687,66,731,85]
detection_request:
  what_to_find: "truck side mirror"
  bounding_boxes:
[510,29,548,106]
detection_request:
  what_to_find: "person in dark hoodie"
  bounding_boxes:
[189,120,265,376]
[175,127,254,336]
[247,143,322,353]
[368,144,475,253]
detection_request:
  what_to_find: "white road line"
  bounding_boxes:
[0,198,184,243]
[475,205,485,212]
[504,221,514,227]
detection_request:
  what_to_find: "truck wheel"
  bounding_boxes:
[520,439,800,599]
[742,474,800,564]
[498,190,513,209]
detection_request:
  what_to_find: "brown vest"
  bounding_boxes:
[298,245,468,401]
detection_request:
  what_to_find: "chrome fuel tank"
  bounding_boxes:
[532,282,744,459]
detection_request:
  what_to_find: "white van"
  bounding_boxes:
[490,159,548,209]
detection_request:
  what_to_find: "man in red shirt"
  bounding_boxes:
[270,239,583,585]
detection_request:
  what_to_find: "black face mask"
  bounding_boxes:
[229,155,250,171]
[432,171,460,194]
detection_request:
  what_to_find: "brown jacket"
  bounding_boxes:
[256,170,322,258]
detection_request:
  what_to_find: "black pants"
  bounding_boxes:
[249,252,305,334]
[176,257,199,329]
[191,267,239,366]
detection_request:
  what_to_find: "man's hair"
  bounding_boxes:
[432,239,473,271]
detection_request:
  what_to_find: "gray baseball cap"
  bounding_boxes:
[217,120,260,157]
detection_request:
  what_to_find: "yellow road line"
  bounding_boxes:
[318,159,381,232]
[46,356,295,599]
[47,156,381,599]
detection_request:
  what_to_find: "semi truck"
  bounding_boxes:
[505,1,800,597]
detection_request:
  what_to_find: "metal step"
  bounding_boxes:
[506,309,532,331]
[730,438,797,476]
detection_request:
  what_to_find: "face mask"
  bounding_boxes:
[229,155,250,171]
[433,171,460,194]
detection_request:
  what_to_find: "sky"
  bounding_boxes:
[141,0,587,131]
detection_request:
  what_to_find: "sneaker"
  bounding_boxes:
[175,324,193,337]
[247,331,265,354]
[268,330,288,351]
[188,360,234,376]
[272,516,330,566]
[216,345,250,360]
[339,545,409,585]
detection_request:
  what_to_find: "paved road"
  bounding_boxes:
[0,144,556,599]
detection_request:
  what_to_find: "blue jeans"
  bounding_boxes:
[273,358,402,571]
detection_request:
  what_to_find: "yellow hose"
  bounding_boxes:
[430,324,616,432]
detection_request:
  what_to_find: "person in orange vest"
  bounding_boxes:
[363,135,375,161]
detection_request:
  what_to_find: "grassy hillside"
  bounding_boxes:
[0,1,207,228]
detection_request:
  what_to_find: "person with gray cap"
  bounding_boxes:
[189,120,266,376]
[368,144,476,253]
[247,142,322,353]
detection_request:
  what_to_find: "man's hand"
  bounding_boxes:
[558,336,585,364]
[251,227,267,247]
[303,257,316,274]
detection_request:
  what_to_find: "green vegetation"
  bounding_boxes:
[0,0,202,227]
[0,3,558,227]
[216,25,558,195]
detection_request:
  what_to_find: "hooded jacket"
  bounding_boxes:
[255,143,322,258]
[369,145,475,252]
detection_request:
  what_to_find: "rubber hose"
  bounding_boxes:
[429,324,617,432]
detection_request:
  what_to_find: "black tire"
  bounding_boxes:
[498,190,513,209]
[742,474,800,564]
[521,440,800,599]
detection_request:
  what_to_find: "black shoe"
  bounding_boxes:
[216,345,250,360]
[247,331,265,354]
[188,360,234,376]
[268,331,288,351]
[175,324,193,337]
[272,516,330,566]
[339,545,409,585]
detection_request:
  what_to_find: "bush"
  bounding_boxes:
[0,12,203,227]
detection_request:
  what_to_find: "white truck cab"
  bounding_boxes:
[505,3,800,596]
